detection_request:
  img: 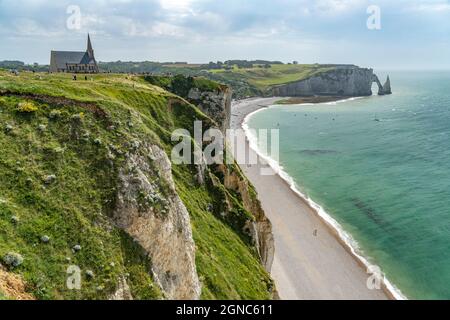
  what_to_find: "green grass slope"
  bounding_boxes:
[0,70,271,300]
[204,64,337,98]
[210,64,334,89]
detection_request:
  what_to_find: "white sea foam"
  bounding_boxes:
[275,96,365,107]
[242,103,407,300]
[325,96,364,105]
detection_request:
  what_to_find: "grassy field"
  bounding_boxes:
[0,70,272,300]
[201,64,338,98]
[97,62,340,98]
[209,64,336,91]
[4,61,341,99]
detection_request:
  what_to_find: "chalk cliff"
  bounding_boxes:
[0,72,275,300]
[113,142,201,300]
[144,75,276,296]
[219,165,275,272]
[187,86,232,133]
[382,76,392,95]
[182,79,275,274]
[271,66,391,97]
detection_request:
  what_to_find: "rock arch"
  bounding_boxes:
[373,74,392,95]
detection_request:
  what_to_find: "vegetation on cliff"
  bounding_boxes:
[1,61,341,99]
[207,64,336,94]
[144,74,225,97]
[0,71,272,300]
[144,63,338,98]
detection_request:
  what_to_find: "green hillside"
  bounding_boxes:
[203,64,337,98]
[1,60,341,99]
[210,64,334,89]
[0,71,273,300]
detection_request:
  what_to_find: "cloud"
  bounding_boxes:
[314,0,366,14]
[1,0,450,69]
[407,1,450,12]
[0,0,448,38]
[1,0,443,41]
[159,0,195,12]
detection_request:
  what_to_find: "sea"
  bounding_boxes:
[244,71,450,300]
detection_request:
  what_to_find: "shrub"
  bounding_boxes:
[3,252,24,268]
[49,110,62,119]
[17,101,38,113]
[71,112,85,122]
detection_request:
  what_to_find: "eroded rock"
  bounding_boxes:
[383,76,392,95]
[272,66,391,97]
[188,87,232,133]
[113,142,201,300]
[109,276,133,300]
[219,165,275,273]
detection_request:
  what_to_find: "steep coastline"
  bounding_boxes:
[271,66,391,97]
[232,98,405,299]
[0,68,394,300]
[0,71,274,300]
[183,84,275,275]
[145,75,276,276]
[231,97,393,300]
[113,142,201,300]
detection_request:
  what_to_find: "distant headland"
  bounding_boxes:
[0,56,390,99]
[271,65,392,97]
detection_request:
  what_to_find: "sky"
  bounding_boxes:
[0,0,450,69]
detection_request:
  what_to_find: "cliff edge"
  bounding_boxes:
[0,71,275,300]
[271,65,391,97]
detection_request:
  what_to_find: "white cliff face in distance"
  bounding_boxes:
[272,66,391,97]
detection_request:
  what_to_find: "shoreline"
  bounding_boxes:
[231,97,406,300]
[273,96,351,105]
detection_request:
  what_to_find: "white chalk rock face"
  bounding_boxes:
[188,87,232,133]
[109,277,133,300]
[113,142,201,300]
[272,66,384,97]
[383,76,392,95]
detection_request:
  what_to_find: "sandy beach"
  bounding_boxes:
[231,97,390,300]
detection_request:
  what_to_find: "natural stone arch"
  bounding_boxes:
[372,74,384,95]
[372,74,392,96]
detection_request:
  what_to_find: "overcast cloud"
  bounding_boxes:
[0,0,449,69]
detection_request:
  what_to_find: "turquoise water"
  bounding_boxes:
[247,71,450,300]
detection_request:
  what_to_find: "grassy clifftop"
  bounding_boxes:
[210,64,335,89]
[203,64,337,98]
[0,71,272,300]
